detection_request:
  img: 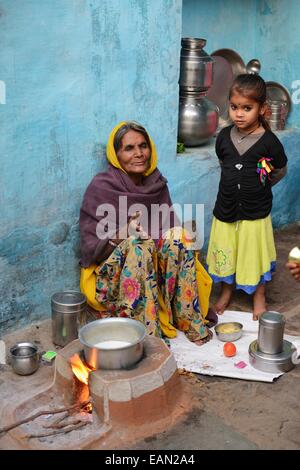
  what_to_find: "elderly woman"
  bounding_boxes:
[79,121,212,343]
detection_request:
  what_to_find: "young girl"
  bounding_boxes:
[206,74,288,320]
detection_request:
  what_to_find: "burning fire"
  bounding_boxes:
[82,402,93,413]
[70,353,94,385]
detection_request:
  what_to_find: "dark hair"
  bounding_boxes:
[229,74,270,130]
[113,121,152,153]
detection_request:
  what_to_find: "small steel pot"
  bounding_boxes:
[79,318,146,370]
[10,342,40,376]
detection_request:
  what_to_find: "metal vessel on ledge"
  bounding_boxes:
[178,38,219,147]
[179,37,214,92]
[178,90,219,147]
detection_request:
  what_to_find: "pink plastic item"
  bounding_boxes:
[234,361,247,369]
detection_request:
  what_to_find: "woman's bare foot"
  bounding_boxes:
[194,329,213,346]
[253,284,266,320]
[213,283,233,315]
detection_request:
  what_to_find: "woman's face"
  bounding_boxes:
[117,130,151,176]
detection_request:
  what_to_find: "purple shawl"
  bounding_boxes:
[79,164,177,267]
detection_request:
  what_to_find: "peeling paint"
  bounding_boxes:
[259,0,273,16]
[48,222,70,245]
[90,6,101,45]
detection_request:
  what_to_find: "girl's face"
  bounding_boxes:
[117,130,151,177]
[229,92,266,132]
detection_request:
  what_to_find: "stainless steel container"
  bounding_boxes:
[266,100,287,131]
[79,318,146,370]
[10,342,40,375]
[51,291,87,347]
[179,38,214,92]
[178,90,219,146]
[249,339,296,373]
[257,311,285,355]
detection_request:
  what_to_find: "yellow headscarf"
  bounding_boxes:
[106,121,158,176]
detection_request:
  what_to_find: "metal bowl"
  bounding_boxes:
[214,322,243,342]
[10,342,40,375]
[211,48,246,78]
[79,318,146,370]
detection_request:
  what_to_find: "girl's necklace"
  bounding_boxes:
[237,124,261,143]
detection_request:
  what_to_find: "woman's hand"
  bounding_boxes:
[286,262,300,282]
[128,211,149,239]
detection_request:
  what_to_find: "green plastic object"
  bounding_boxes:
[177,142,185,153]
[42,351,57,362]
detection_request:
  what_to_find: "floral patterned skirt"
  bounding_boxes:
[94,228,209,342]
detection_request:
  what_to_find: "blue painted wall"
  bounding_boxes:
[182,0,256,62]
[0,0,182,332]
[0,0,299,333]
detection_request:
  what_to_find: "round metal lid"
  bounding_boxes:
[259,311,285,326]
[51,291,87,309]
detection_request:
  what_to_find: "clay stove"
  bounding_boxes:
[1,336,190,450]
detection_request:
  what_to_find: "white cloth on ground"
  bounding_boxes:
[170,310,300,383]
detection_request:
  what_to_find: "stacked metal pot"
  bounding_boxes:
[178,38,219,147]
[249,311,298,373]
[266,100,288,131]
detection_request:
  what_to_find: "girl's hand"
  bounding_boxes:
[128,211,149,239]
[286,262,300,282]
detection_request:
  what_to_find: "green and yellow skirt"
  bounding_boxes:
[206,215,276,294]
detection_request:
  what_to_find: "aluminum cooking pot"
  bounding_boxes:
[10,342,40,375]
[78,318,146,370]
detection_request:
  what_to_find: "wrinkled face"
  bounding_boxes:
[229,92,266,132]
[117,130,151,176]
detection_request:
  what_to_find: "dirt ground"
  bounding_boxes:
[0,223,299,450]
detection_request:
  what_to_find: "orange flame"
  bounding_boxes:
[70,353,94,385]
[82,402,93,413]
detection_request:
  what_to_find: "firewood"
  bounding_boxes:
[0,400,91,435]
[42,411,69,428]
[27,421,89,438]
[44,418,82,429]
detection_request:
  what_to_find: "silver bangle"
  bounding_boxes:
[108,240,117,247]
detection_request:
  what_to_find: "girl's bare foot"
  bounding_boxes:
[253,284,266,320]
[214,283,233,315]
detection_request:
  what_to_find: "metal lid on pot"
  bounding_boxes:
[259,311,285,327]
[181,38,207,49]
[51,291,87,314]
